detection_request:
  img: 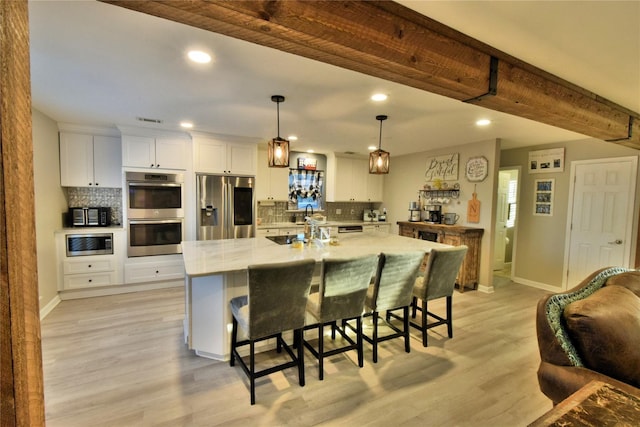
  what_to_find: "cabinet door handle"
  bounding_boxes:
[608,239,623,245]
[88,264,92,268]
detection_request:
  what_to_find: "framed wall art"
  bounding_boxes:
[528,148,565,174]
[424,153,459,182]
[533,178,554,216]
[465,156,488,182]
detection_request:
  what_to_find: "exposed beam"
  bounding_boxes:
[102,0,640,148]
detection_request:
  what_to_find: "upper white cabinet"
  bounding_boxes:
[122,135,187,170]
[256,149,289,200]
[60,132,122,188]
[330,156,383,202]
[193,136,257,176]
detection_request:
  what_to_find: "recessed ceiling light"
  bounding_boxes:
[180,121,193,129]
[187,50,212,64]
[306,149,314,153]
[371,93,388,102]
[476,119,491,126]
[288,135,298,141]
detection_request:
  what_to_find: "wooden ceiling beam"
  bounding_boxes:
[101,0,639,147]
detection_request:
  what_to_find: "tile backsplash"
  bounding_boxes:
[257,201,381,224]
[65,187,123,225]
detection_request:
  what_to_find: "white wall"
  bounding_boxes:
[32,109,67,315]
[384,139,500,290]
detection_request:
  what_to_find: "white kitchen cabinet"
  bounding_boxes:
[60,132,122,187]
[122,135,187,170]
[256,228,279,237]
[363,223,390,233]
[366,172,384,202]
[194,137,257,176]
[124,256,185,284]
[333,157,368,201]
[62,258,117,290]
[256,150,290,200]
[56,229,125,292]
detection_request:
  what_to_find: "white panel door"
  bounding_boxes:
[566,158,637,287]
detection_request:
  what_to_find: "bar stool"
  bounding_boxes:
[359,251,425,362]
[303,254,379,380]
[409,246,468,347]
[229,258,316,405]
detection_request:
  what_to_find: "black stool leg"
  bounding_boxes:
[250,340,256,405]
[403,306,410,353]
[446,296,453,338]
[296,329,305,386]
[422,300,428,347]
[230,317,238,367]
[357,317,364,367]
[318,323,325,380]
[372,311,379,363]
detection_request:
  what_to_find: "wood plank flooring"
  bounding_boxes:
[41,280,553,426]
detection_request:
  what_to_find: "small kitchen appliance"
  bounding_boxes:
[69,207,111,227]
[363,209,378,222]
[409,202,421,222]
[425,204,442,224]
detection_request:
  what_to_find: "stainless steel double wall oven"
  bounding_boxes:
[126,171,184,257]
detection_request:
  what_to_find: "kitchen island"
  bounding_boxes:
[181,231,449,360]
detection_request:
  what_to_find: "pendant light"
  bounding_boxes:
[369,114,390,174]
[268,95,290,168]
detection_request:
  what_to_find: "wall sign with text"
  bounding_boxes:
[424,153,459,182]
[528,148,565,174]
[465,156,488,182]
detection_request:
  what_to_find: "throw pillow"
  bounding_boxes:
[606,270,640,297]
[564,285,640,388]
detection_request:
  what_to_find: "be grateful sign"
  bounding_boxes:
[424,153,459,182]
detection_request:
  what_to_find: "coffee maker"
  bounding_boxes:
[425,204,442,224]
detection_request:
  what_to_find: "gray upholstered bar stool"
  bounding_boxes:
[229,258,315,405]
[409,245,468,347]
[358,251,425,362]
[303,254,379,380]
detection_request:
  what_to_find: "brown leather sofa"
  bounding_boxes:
[535,267,640,405]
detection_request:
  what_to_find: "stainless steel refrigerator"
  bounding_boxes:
[196,174,255,240]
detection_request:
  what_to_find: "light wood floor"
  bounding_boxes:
[42,280,553,426]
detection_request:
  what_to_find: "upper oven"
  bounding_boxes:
[126,171,184,219]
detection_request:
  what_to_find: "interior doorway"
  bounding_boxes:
[493,168,520,284]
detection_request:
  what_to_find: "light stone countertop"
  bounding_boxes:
[181,231,449,277]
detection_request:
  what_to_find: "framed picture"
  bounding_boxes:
[533,178,554,216]
[528,148,565,174]
[424,153,459,182]
[465,156,488,182]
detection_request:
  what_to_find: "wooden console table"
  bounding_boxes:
[528,380,640,426]
[397,221,483,292]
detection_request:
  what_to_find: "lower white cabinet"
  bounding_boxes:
[124,255,185,284]
[363,223,391,233]
[62,258,118,289]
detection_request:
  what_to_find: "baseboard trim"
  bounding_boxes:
[511,276,563,292]
[40,294,62,320]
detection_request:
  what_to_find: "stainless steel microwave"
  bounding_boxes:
[66,233,113,257]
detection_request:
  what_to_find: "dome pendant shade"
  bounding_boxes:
[369,114,390,174]
[268,95,290,168]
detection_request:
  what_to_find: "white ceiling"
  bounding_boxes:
[28,1,639,157]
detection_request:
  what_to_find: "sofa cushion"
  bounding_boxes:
[606,270,640,297]
[563,285,640,388]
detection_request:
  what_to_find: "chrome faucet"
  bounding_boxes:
[305,204,314,218]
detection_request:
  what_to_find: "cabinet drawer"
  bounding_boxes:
[63,259,115,274]
[257,228,279,237]
[63,272,115,289]
[125,261,184,283]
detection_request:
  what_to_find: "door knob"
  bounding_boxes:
[608,239,623,245]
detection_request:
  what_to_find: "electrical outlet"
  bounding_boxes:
[350,209,355,215]
[336,208,342,215]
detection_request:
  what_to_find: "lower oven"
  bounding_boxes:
[127,218,183,257]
